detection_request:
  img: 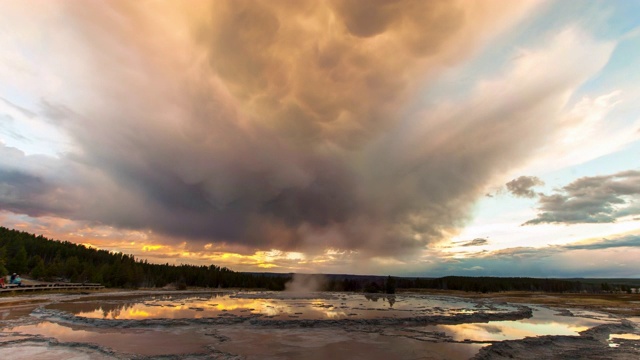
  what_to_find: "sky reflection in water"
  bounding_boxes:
[7,322,210,356]
[43,293,615,344]
[420,306,610,342]
[46,292,514,320]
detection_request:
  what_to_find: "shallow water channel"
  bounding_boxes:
[0,291,636,359]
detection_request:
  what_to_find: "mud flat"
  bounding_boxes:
[1,290,639,359]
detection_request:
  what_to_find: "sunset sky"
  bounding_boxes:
[1,0,639,277]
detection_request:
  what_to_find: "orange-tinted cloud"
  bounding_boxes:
[7,1,619,263]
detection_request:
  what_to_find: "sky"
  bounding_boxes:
[1,0,639,277]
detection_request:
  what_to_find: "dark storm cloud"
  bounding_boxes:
[524,170,640,225]
[1,1,614,257]
[505,176,544,198]
[0,169,50,215]
[0,145,71,217]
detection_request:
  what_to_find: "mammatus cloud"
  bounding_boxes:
[506,176,544,198]
[0,1,618,261]
[525,170,640,225]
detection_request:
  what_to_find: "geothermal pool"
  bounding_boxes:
[1,291,639,359]
[43,292,520,320]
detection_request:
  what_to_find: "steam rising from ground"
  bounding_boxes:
[284,274,327,295]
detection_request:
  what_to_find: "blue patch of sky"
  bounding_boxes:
[560,1,640,107]
[574,33,640,104]
[413,1,639,111]
[405,253,640,278]
[520,0,640,43]
[404,257,555,277]
[421,1,640,220]
[458,191,541,236]
[0,84,40,116]
[541,139,640,188]
[0,94,69,157]
[468,137,640,228]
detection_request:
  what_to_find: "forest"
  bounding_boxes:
[0,226,288,290]
[393,275,637,293]
[1,226,636,293]
[319,274,637,294]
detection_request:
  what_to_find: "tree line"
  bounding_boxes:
[312,274,635,294]
[0,226,288,290]
[1,226,635,293]
[393,275,636,293]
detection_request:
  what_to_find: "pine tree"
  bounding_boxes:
[30,256,46,280]
[8,245,28,274]
[0,246,8,277]
[385,275,396,294]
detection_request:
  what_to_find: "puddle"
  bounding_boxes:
[5,321,211,356]
[626,316,640,325]
[608,333,640,348]
[45,292,517,321]
[0,344,116,360]
[216,326,484,360]
[415,307,606,342]
[0,305,38,321]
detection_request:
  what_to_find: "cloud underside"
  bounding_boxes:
[525,170,640,225]
[506,176,544,198]
[0,1,618,257]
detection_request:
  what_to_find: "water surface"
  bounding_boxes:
[45,292,516,320]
